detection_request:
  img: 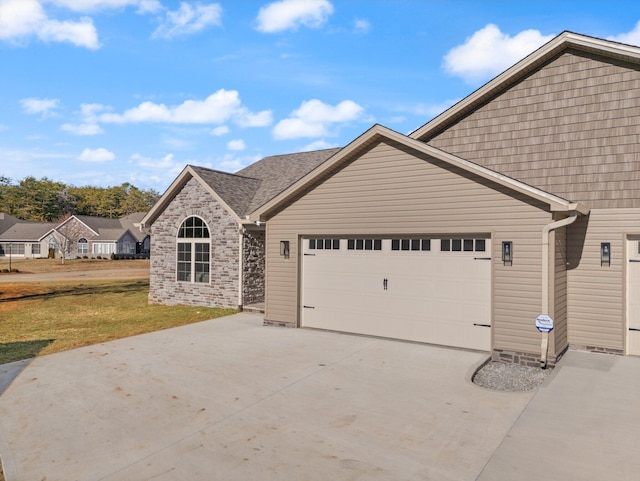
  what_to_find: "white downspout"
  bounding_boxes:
[540,211,578,368]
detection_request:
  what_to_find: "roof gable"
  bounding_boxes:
[141,148,340,228]
[410,31,640,142]
[250,124,588,222]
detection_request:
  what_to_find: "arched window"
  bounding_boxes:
[77,238,88,255]
[177,217,210,283]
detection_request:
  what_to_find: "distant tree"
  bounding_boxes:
[0,176,158,221]
[12,177,65,221]
[121,184,159,215]
[57,187,78,216]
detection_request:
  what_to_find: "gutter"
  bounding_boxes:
[540,211,579,368]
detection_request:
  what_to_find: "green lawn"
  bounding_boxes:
[0,279,236,364]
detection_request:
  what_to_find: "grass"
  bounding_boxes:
[0,279,237,364]
[0,257,150,273]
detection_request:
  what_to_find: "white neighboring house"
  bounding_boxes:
[0,213,56,259]
[0,212,150,259]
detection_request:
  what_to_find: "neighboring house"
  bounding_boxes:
[0,212,149,259]
[146,31,640,366]
[140,149,340,309]
[0,213,56,258]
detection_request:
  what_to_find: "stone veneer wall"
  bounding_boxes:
[149,177,240,308]
[242,230,265,305]
[491,345,569,368]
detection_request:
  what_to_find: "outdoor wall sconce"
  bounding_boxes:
[280,240,290,257]
[601,242,611,267]
[502,241,513,266]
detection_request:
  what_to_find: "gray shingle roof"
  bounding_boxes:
[75,213,148,242]
[190,167,261,218]
[0,212,21,235]
[238,148,341,215]
[0,221,57,241]
[142,148,341,227]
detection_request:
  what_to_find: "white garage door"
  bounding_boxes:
[627,238,640,355]
[301,236,492,351]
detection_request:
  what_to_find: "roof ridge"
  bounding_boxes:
[189,164,260,182]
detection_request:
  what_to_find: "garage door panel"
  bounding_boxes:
[301,237,491,351]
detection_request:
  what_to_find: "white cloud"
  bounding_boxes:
[211,125,230,136]
[99,89,269,128]
[128,152,187,189]
[80,103,109,121]
[273,99,364,140]
[61,123,104,135]
[353,18,370,35]
[216,153,262,172]
[256,0,333,33]
[45,0,162,13]
[227,139,246,151]
[443,24,554,83]
[235,109,273,127]
[0,0,99,49]
[79,147,115,162]
[301,139,338,151]
[608,21,640,46]
[153,2,222,39]
[21,97,60,117]
[130,152,178,169]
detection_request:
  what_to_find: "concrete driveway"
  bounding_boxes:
[1,313,639,481]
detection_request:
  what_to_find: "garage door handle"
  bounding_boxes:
[630,260,640,263]
[303,305,315,309]
[383,278,388,290]
[474,257,491,260]
[630,327,640,331]
[473,323,491,328]
[304,253,316,256]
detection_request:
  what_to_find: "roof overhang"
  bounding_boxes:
[249,124,589,223]
[410,31,640,141]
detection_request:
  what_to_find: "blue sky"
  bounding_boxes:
[2,0,640,193]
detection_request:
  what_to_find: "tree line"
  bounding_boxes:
[0,175,160,222]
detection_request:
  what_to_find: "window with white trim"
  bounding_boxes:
[78,238,88,255]
[177,217,210,283]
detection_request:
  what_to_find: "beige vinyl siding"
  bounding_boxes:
[265,140,557,354]
[426,50,640,209]
[552,227,568,355]
[568,209,640,351]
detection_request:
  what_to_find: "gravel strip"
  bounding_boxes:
[472,361,553,391]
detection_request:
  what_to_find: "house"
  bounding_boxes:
[0,212,150,259]
[146,31,640,366]
[0,213,56,258]
[140,149,340,308]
